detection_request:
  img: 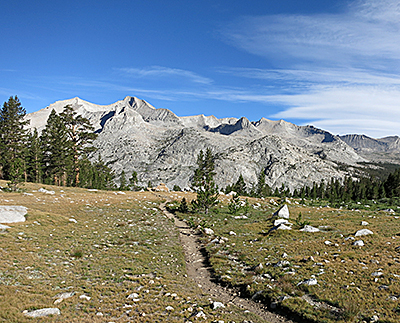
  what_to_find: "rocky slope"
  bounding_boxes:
[340,134,400,164]
[26,96,378,191]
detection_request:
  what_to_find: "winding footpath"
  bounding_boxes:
[158,198,297,323]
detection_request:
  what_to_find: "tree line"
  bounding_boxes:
[225,167,400,204]
[0,96,115,191]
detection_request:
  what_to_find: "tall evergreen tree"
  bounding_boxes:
[26,128,42,183]
[128,171,138,191]
[0,96,30,190]
[40,109,72,186]
[119,170,128,190]
[60,105,97,186]
[233,174,247,196]
[191,148,219,214]
[91,155,115,189]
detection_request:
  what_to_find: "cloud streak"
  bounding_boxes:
[219,0,400,137]
[117,66,213,85]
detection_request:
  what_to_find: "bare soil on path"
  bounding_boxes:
[158,199,298,323]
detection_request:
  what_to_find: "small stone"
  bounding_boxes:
[212,301,225,309]
[127,293,139,299]
[277,224,292,230]
[353,240,364,247]
[204,228,214,235]
[229,231,236,236]
[300,225,320,233]
[371,272,383,277]
[361,221,369,226]
[324,241,332,245]
[298,278,318,286]
[165,306,174,311]
[79,294,91,300]
[0,224,10,231]
[69,218,77,223]
[274,219,290,226]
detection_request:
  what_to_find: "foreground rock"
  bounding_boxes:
[0,206,27,223]
[355,229,374,237]
[273,205,290,219]
[24,308,60,317]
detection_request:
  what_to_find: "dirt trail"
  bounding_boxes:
[158,199,297,323]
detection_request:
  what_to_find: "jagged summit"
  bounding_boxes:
[24,96,397,190]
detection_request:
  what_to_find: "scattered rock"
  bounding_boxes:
[361,221,369,226]
[275,260,290,267]
[153,183,169,192]
[127,293,139,300]
[353,240,365,247]
[0,205,27,223]
[298,278,318,286]
[371,272,383,277]
[274,219,291,226]
[24,308,61,317]
[300,225,320,233]
[0,224,11,231]
[53,291,74,304]
[212,301,225,309]
[355,229,374,237]
[204,228,214,235]
[276,224,292,230]
[273,205,290,219]
[38,187,55,195]
[192,310,206,319]
[79,294,91,300]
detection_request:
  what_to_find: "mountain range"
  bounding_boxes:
[25,96,400,191]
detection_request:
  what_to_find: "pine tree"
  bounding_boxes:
[178,197,189,213]
[91,155,114,189]
[60,105,97,186]
[26,128,42,183]
[128,171,138,191]
[40,109,72,186]
[191,148,219,214]
[119,170,128,190]
[233,174,247,196]
[0,96,30,190]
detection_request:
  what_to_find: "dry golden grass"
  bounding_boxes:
[0,181,261,322]
[174,195,400,323]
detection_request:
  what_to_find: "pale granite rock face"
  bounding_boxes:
[25,96,377,191]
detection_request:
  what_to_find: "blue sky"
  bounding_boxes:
[1,0,400,138]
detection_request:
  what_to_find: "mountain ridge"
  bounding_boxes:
[25,96,399,190]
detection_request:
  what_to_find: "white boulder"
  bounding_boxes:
[0,206,27,223]
[24,308,60,317]
[273,205,290,219]
[355,229,373,237]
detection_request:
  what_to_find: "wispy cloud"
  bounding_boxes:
[117,66,213,85]
[219,0,400,137]
[223,0,400,69]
